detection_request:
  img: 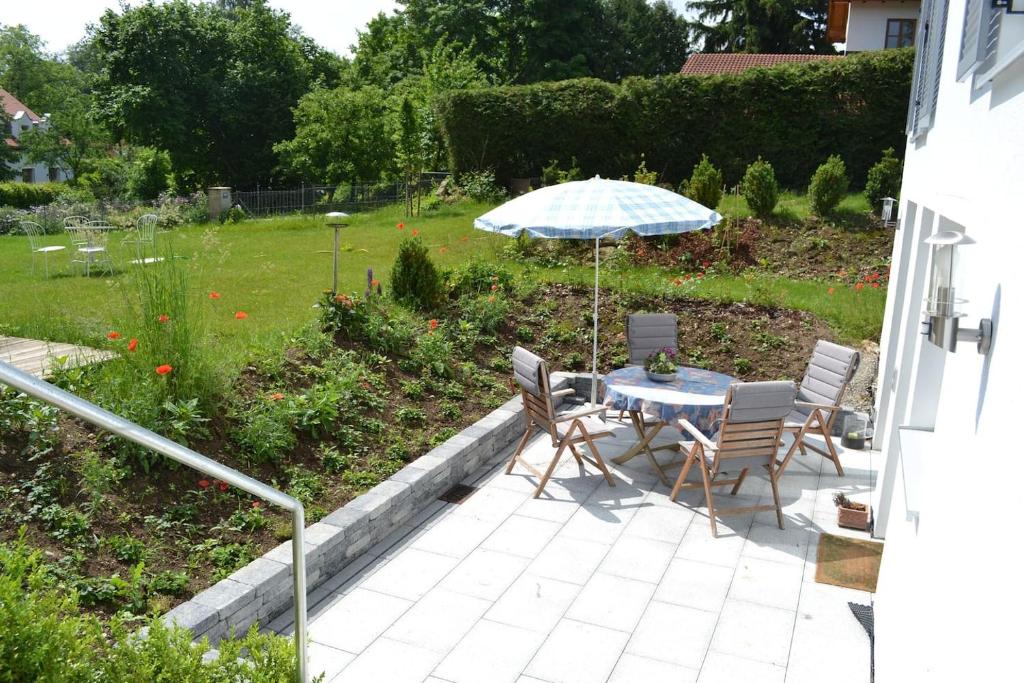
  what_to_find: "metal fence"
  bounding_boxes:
[234,173,449,217]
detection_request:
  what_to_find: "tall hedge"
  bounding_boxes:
[438,49,913,190]
[0,182,65,209]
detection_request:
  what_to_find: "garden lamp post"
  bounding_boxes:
[325,212,349,294]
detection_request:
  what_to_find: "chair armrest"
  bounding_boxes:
[550,388,575,398]
[677,419,717,451]
[553,405,605,423]
[795,401,840,412]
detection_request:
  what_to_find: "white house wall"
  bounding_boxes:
[872,1,1024,680]
[846,1,921,51]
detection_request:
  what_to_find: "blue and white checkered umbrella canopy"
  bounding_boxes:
[474,176,721,239]
[475,177,721,407]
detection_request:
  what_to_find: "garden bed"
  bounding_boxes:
[0,268,840,622]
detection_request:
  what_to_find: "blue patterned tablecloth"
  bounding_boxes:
[603,366,735,437]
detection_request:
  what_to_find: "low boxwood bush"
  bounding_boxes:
[0,181,65,208]
[809,154,850,216]
[864,147,903,214]
[680,154,723,210]
[391,237,444,311]
[742,158,780,219]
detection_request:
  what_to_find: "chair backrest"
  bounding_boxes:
[64,215,88,228]
[627,313,678,366]
[715,380,797,468]
[87,220,108,228]
[512,346,558,442]
[794,340,860,427]
[137,213,158,241]
[65,225,91,245]
[21,221,44,249]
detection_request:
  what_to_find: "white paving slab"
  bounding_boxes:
[276,430,874,682]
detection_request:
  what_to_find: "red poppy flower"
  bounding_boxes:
[107,331,121,340]
[155,364,173,375]
[827,287,835,295]
[217,481,229,492]
[252,501,261,509]
[209,291,221,299]
[371,279,380,287]
[198,479,210,489]
[872,282,880,288]
[684,274,692,281]
[429,319,439,330]
[127,338,138,352]
[855,282,864,291]
[696,272,704,279]
[235,311,248,320]
[490,284,498,291]
[837,269,847,278]
[158,314,170,323]
[412,229,420,237]
[270,392,285,401]
[701,260,711,268]
[397,222,404,229]
[672,278,682,286]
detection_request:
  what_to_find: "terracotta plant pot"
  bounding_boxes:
[837,503,870,531]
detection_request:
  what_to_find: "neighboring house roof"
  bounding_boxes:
[680,53,841,75]
[0,87,42,123]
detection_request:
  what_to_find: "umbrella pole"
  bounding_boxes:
[592,237,599,407]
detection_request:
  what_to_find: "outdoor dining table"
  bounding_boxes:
[66,224,117,275]
[603,365,736,485]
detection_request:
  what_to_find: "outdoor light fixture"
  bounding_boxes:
[325,211,349,294]
[921,231,992,354]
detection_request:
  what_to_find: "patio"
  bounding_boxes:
[268,417,875,683]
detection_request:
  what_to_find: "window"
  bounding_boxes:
[886,19,917,48]
[21,168,35,183]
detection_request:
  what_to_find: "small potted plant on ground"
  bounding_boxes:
[833,493,870,530]
[644,347,678,382]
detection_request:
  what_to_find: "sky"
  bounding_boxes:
[4,0,693,57]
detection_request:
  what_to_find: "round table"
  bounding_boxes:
[603,365,735,484]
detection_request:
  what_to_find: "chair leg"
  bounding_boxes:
[534,434,573,499]
[568,442,584,465]
[670,444,699,501]
[821,428,844,476]
[769,473,785,530]
[579,428,615,487]
[729,468,749,495]
[698,458,718,537]
[506,424,535,474]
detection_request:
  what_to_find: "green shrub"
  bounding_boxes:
[412,327,456,378]
[460,294,509,335]
[541,157,583,185]
[391,238,444,311]
[126,147,171,200]
[438,49,914,187]
[809,155,850,216]
[864,147,903,213]
[447,260,516,298]
[0,181,65,208]
[742,158,780,219]
[457,170,507,202]
[680,154,723,210]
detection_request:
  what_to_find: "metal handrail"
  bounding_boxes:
[0,361,308,682]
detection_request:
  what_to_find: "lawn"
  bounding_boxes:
[1,196,886,359]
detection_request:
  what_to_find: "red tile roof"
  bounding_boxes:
[680,53,841,75]
[0,87,41,123]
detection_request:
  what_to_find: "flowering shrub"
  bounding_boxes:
[412,326,456,378]
[460,293,509,335]
[644,347,678,374]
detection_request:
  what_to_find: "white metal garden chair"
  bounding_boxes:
[65,225,113,276]
[21,221,66,277]
[123,213,158,262]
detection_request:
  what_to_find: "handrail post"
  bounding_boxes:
[0,361,308,682]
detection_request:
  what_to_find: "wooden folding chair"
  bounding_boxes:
[670,381,796,537]
[507,346,616,498]
[617,313,678,421]
[777,340,861,477]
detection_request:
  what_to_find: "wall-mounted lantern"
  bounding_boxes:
[881,197,898,228]
[922,231,992,354]
[325,211,349,294]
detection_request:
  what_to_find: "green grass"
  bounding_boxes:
[0,197,884,366]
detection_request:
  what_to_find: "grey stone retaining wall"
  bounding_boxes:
[162,373,573,644]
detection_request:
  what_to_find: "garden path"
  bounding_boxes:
[0,335,114,379]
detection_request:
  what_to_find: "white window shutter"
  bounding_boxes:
[958,0,1001,80]
[907,0,933,137]
[909,0,949,139]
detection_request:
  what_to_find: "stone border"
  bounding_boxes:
[161,373,572,644]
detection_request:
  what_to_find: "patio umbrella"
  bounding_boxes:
[474,176,722,406]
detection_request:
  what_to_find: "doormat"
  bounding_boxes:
[815,533,883,592]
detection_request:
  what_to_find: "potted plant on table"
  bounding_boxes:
[833,493,870,531]
[644,347,678,382]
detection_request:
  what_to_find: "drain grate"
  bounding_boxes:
[439,483,477,504]
[849,602,875,682]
